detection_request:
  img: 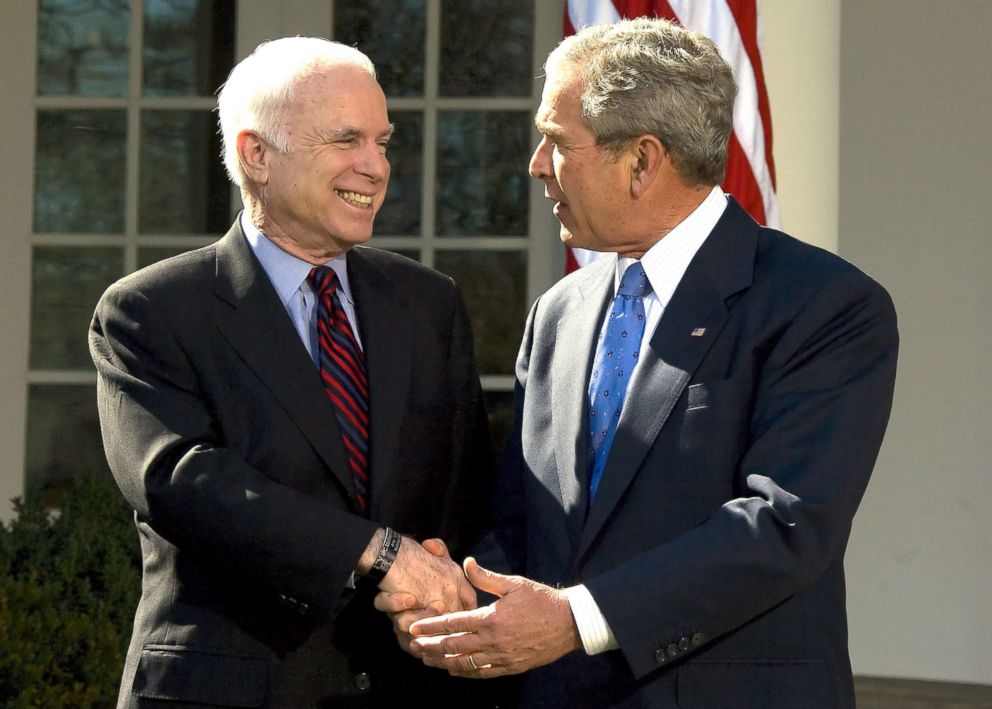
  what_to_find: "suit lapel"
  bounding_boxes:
[551,257,616,544]
[577,199,759,561]
[213,223,355,497]
[346,248,412,517]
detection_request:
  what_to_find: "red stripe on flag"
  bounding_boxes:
[722,132,767,225]
[563,3,576,35]
[615,0,678,22]
[724,0,776,187]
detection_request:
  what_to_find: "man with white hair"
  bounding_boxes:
[384,18,898,708]
[91,37,494,707]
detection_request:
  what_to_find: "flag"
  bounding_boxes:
[562,0,779,271]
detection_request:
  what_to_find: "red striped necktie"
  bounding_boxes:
[308,266,370,512]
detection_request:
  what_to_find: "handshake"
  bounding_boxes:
[357,531,582,678]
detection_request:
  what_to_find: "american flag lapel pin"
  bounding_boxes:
[690,327,707,337]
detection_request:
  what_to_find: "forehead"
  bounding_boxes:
[534,66,585,135]
[291,65,389,127]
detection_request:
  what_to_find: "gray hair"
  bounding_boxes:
[217,37,377,190]
[547,18,737,186]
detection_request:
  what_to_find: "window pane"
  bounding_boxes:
[143,0,236,97]
[440,0,533,97]
[34,110,127,234]
[436,111,530,236]
[334,0,425,97]
[139,110,231,234]
[36,0,130,97]
[376,111,423,236]
[434,250,526,376]
[26,384,108,496]
[30,247,123,370]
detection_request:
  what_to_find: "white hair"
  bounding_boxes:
[217,37,377,190]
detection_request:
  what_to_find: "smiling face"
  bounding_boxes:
[259,64,392,260]
[529,64,634,254]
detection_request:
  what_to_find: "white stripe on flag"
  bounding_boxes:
[567,0,621,30]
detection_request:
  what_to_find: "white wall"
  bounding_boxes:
[837,0,992,685]
[760,0,840,253]
[758,0,990,686]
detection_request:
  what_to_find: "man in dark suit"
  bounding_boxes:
[388,18,899,708]
[90,38,492,708]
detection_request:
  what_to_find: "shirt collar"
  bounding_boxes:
[616,186,727,308]
[240,212,355,306]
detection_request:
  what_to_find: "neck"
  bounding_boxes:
[619,184,713,259]
[242,195,345,265]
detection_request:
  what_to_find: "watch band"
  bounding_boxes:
[365,527,402,585]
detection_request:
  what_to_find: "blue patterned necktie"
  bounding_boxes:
[308,266,370,512]
[587,261,652,501]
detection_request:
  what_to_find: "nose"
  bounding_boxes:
[357,142,390,183]
[529,135,553,180]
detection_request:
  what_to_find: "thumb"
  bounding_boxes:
[463,556,515,598]
[421,538,449,559]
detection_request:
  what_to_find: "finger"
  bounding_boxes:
[409,608,486,637]
[420,652,503,678]
[421,538,449,558]
[410,631,482,659]
[374,591,417,613]
[454,651,496,674]
[393,607,441,633]
[459,579,478,611]
[463,557,516,598]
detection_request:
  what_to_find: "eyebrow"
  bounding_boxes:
[534,117,565,141]
[329,124,396,141]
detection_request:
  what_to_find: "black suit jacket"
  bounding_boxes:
[90,222,495,708]
[479,199,899,708]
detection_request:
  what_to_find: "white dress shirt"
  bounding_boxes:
[565,186,728,655]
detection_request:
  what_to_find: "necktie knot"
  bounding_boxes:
[308,266,339,299]
[617,261,651,298]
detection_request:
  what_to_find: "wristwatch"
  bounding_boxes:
[365,527,402,585]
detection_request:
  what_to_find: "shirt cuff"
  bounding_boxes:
[564,584,619,655]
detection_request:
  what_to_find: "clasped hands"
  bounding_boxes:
[374,537,581,678]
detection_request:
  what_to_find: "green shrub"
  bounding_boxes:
[0,477,140,708]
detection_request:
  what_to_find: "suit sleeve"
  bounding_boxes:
[585,270,899,679]
[89,282,378,618]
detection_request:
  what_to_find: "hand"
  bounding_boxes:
[407,557,582,677]
[374,539,477,655]
[374,537,476,618]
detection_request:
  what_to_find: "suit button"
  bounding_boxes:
[691,632,704,647]
[666,643,679,657]
[678,636,690,651]
[653,647,667,664]
[354,672,371,692]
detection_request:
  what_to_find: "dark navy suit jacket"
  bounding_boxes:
[479,199,899,708]
[91,222,495,708]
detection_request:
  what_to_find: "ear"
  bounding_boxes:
[236,129,270,186]
[629,134,666,198]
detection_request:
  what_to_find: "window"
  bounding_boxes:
[26,0,237,498]
[2,0,563,507]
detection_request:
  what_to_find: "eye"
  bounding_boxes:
[377,141,390,154]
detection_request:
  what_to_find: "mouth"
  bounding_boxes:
[335,190,374,209]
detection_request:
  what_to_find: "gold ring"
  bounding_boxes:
[467,654,479,671]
